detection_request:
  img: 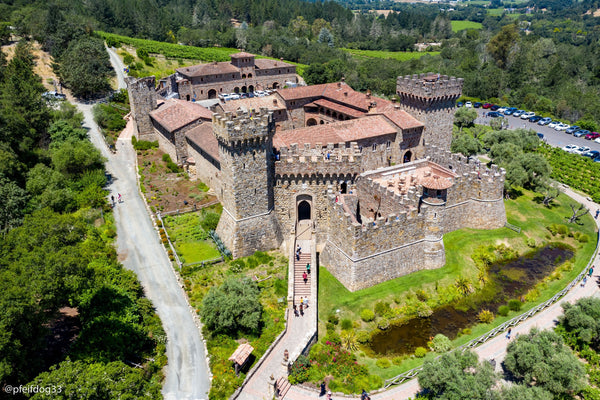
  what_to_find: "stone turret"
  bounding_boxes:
[396,73,463,152]
[126,76,157,140]
[214,108,282,257]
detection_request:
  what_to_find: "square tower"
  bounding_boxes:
[213,108,282,257]
[396,74,463,152]
[126,76,157,140]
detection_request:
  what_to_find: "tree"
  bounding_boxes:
[498,384,553,400]
[487,24,520,69]
[317,28,334,48]
[201,277,262,334]
[454,108,478,131]
[558,297,600,350]
[503,329,586,397]
[57,35,113,98]
[567,203,588,224]
[418,349,496,399]
[0,177,28,233]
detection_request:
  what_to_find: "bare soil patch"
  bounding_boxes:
[137,148,218,214]
[42,307,81,368]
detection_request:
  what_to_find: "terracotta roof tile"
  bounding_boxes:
[379,109,424,130]
[254,58,295,70]
[230,52,255,58]
[308,98,365,118]
[273,115,397,148]
[150,99,212,132]
[277,83,330,101]
[420,174,453,190]
[219,95,286,113]
[177,62,240,77]
[185,122,220,162]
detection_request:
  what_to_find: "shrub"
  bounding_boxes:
[327,314,340,325]
[557,224,568,235]
[508,299,523,311]
[356,330,371,344]
[375,358,391,369]
[360,309,375,322]
[578,234,590,243]
[392,356,404,365]
[415,289,429,302]
[200,212,220,232]
[132,136,158,150]
[288,355,311,384]
[478,309,494,324]
[123,53,134,65]
[377,317,390,330]
[341,319,352,330]
[414,347,427,358]
[526,237,536,248]
[431,334,452,353]
[374,301,391,316]
[498,305,510,316]
[326,322,335,332]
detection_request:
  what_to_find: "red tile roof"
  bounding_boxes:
[307,98,365,118]
[254,58,295,70]
[185,122,220,162]
[230,52,255,58]
[273,115,398,148]
[150,99,212,132]
[177,62,240,77]
[379,109,424,130]
[219,95,286,113]
[277,83,330,101]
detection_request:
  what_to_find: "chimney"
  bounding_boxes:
[337,82,341,88]
[344,92,348,97]
[280,57,283,61]
[273,98,278,106]
[366,89,371,99]
[341,76,345,83]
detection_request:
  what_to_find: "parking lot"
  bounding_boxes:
[472,108,600,154]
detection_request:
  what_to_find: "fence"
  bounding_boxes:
[504,222,521,233]
[160,199,221,216]
[383,230,600,388]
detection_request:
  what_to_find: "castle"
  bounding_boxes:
[127,57,506,291]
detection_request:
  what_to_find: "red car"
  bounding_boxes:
[585,132,600,140]
[482,103,492,109]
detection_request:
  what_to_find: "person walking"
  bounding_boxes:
[320,382,326,396]
[595,209,599,219]
[111,195,115,206]
[303,271,308,284]
[506,328,512,340]
[299,304,304,316]
[118,193,122,203]
[326,390,332,400]
[590,266,594,277]
[293,304,298,317]
[306,263,311,274]
[582,276,588,286]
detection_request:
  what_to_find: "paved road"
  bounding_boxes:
[474,108,600,153]
[106,46,127,90]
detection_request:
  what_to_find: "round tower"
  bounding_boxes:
[396,73,463,152]
[213,108,282,257]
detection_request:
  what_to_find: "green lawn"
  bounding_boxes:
[318,188,597,381]
[451,20,483,32]
[341,48,440,61]
[163,208,221,264]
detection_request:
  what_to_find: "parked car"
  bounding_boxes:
[585,132,600,140]
[548,121,560,129]
[529,115,542,123]
[482,103,492,109]
[497,107,507,113]
[573,146,591,154]
[504,107,517,115]
[565,125,580,134]
[521,111,535,119]
[573,129,590,138]
[490,105,500,111]
[513,110,525,117]
[487,111,501,117]
[537,132,544,140]
[465,101,472,108]
[562,144,579,153]
[555,122,570,131]
[457,101,464,107]
[42,91,66,100]
[473,102,482,108]
[538,117,552,125]
[583,150,600,159]
[595,137,600,144]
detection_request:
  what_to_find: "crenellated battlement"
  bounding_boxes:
[358,176,422,214]
[212,108,274,146]
[275,142,362,177]
[396,73,463,100]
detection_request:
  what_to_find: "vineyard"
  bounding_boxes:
[341,48,440,61]
[538,145,600,202]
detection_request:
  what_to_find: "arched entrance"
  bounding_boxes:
[241,86,247,93]
[340,182,347,194]
[403,150,412,164]
[272,82,279,89]
[249,85,254,92]
[208,89,217,99]
[298,201,311,221]
[234,87,240,94]
[306,118,317,126]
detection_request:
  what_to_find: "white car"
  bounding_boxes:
[497,107,507,113]
[595,137,600,144]
[548,121,559,129]
[521,111,535,119]
[555,122,569,131]
[573,146,591,154]
[465,101,472,108]
[562,144,578,153]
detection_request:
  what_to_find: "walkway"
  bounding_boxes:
[236,224,317,400]
[284,185,600,400]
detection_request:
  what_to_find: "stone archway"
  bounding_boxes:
[298,201,311,221]
[249,85,254,92]
[306,118,317,126]
[208,89,217,99]
[272,82,279,89]
[403,150,412,164]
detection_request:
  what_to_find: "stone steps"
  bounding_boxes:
[276,377,291,399]
[293,252,311,304]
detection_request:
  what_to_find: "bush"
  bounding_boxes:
[431,334,452,353]
[478,309,494,324]
[377,317,390,330]
[578,234,590,243]
[374,301,391,316]
[288,355,311,384]
[200,212,220,232]
[526,237,536,248]
[328,314,340,325]
[392,356,404,365]
[508,299,523,311]
[414,347,427,358]
[356,330,371,344]
[375,358,391,369]
[131,136,158,150]
[341,319,352,330]
[498,305,510,316]
[360,309,375,322]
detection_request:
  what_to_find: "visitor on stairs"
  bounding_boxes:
[306,263,311,274]
[303,271,308,284]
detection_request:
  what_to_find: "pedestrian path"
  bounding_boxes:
[284,185,600,400]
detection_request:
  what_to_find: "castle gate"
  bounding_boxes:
[207,89,216,99]
[296,194,313,222]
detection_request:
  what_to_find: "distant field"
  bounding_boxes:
[451,20,483,32]
[342,48,440,61]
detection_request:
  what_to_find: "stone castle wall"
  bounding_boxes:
[185,140,222,197]
[216,209,282,258]
[396,74,463,152]
[126,76,157,140]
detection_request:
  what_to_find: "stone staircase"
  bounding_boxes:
[293,248,311,305]
[275,377,291,399]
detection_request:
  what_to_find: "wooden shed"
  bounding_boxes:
[229,343,254,375]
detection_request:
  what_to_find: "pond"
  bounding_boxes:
[368,245,573,355]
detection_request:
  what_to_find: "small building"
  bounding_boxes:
[229,343,254,375]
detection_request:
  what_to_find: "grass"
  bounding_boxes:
[318,188,597,383]
[163,208,221,264]
[179,251,289,399]
[451,20,483,32]
[341,48,440,61]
